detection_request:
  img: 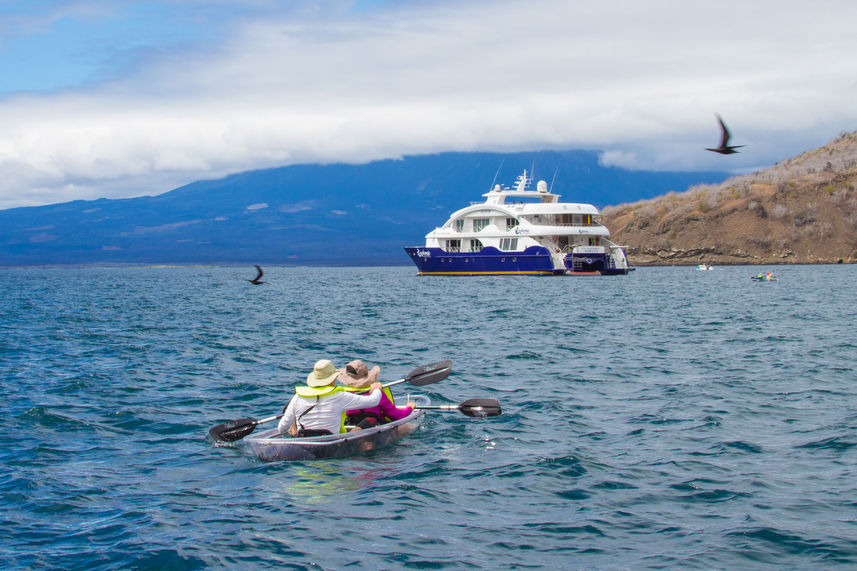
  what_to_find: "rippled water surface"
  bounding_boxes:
[2,265,857,569]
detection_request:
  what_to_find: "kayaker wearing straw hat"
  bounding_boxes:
[277,359,383,437]
[340,360,415,428]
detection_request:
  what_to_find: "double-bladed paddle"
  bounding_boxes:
[208,360,452,443]
[416,397,502,417]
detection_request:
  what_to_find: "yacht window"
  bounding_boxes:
[572,214,582,225]
[447,239,461,252]
[499,238,518,251]
[505,217,519,230]
[469,239,483,252]
[454,219,464,232]
[472,218,489,232]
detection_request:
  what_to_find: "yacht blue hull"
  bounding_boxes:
[404,246,630,276]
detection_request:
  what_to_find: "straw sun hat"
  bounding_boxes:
[306,359,342,387]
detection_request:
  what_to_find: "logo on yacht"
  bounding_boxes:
[416,249,431,258]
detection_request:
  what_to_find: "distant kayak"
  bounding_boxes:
[245,395,429,461]
[751,273,776,281]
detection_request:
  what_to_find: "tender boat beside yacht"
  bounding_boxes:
[405,170,633,276]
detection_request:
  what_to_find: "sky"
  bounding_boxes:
[1,0,857,210]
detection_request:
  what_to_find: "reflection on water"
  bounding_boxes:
[281,464,371,504]
[277,460,410,505]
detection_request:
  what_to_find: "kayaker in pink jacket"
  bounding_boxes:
[340,360,415,428]
[278,359,383,436]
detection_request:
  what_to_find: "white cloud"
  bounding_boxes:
[598,150,640,171]
[279,200,316,213]
[121,220,201,235]
[1,0,857,209]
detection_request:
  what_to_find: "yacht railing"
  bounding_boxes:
[518,217,604,228]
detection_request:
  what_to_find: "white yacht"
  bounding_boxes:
[405,170,633,275]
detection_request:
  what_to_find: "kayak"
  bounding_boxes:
[245,395,429,461]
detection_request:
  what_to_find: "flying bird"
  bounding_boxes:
[706,114,745,154]
[248,265,266,285]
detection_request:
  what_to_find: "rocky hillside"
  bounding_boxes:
[602,131,857,265]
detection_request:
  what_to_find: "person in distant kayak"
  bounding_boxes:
[278,359,383,437]
[339,359,415,429]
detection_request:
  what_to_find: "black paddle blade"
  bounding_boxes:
[459,398,502,417]
[405,360,452,386]
[208,417,258,442]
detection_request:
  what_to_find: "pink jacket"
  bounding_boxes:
[347,390,413,422]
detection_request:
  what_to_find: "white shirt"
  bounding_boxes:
[277,389,382,435]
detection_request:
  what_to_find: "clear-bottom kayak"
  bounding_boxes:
[245,395,428,462]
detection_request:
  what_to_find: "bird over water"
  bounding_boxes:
[706,113,745,154]
[248,265,266,285]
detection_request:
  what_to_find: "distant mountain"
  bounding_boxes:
[603,131,857,265]
[0,150,729,266]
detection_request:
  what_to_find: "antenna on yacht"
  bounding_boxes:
[549,166,559,193]
[489,159,504,192]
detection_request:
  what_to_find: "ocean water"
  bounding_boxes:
[2,264,857,569]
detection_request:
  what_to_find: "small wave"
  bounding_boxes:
[21,406,120,434]
[723,440,765,454]
[525,522,607,537]
[554,488,591,500]
[682,488,750,503]
[726,526,857,564]
[504,350,543,360]
[630,413,689,425]
[123,549,209,570]
[670,480,751,503]
[795,436,856,451]
[592,480,637,490]
[537,456,587,478]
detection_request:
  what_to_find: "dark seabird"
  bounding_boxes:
[706,114,745,154]
[248,265,266,285]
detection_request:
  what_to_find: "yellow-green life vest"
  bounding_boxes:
[295,385,344,398]
[293,385,347,433]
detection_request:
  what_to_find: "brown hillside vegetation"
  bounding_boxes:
[602,130,857,265]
